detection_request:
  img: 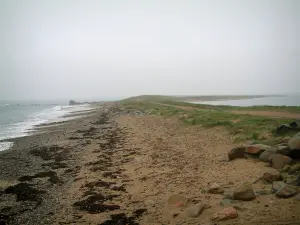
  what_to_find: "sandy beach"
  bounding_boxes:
[0,103,300,225]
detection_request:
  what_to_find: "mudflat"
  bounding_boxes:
[0,104,299,225]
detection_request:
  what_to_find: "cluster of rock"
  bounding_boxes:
[228,131,300,200]
[171,132,300,222]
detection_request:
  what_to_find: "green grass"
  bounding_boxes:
[121,95,300,113]
[121,98,299,144]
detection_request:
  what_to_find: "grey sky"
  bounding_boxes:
[0,0,299,101]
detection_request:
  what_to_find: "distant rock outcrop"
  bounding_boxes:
[69,100,80,105]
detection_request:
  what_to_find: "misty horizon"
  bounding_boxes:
[1,0,299,101]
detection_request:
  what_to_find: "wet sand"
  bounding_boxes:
[0,104,299,225]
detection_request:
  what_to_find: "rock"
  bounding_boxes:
[276,184,297,198]
[294,193,300,201]
[285,175,299,185]
[280,136,291,144]
[277,145,290,155]
[280,173,289,182]
[208,183,224,194]
[69,100,81,105]
[185,203,206,217]
[144,199,155,207]
[168,195,187,207]
[259,151,275,162]
[261,172,281,183]
[223,191,234,200]
[290,121,299,128]
[277,124,292,134]
[245,144,271,155]
[85,140,92,145]
[212,207,238,221]
[270,154,292,169]
[281,165,291,173]
[290,176,300,186]
[289,164,300,174]
[233,184,256,201]
[272,181,286,193]
[228,147,245,160]
[288,132,300,150]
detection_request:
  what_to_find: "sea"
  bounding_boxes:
[0,101,93,151]
[191,95,300,107]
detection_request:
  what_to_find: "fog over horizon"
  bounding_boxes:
[0,0,299,101]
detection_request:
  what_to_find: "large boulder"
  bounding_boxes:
[288,132,300,150]
[245,144,271,155]
[270,154,292,169]
[232,184,256,201]
[228,147,245,160]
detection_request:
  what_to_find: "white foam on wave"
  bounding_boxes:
[0,104,9,107]
[0,104,93,151]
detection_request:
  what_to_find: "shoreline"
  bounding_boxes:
[0,104,123,224]
[0,101,300,224]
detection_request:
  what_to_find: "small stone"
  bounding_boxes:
[277,145,290,155]
[294,193,300,201]
[208,183,224,194]
[185,203,205,217]
[168,195,187,207]
[212,207,238,221]
[280,173,288,182]
[270,154,292,169]
[261,172,281,183]
[228,147,245,160]
[285,175,299,185]
[259,151,275,163]
[276,184,297,198]
[272,181,286,193]
[144,199,155,207]
[223,191,234,199]
[281,136,291,143]
[85,140,92,144]
[281,165,291,173]
[289,164,300,174]
[233,184,256,201]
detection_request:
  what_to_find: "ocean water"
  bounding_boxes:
[191,95,300,107]
[0,102,92,151]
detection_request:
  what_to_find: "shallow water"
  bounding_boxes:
[0,102,93,151]
[191,95,300,107]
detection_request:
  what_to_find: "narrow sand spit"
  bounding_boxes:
[0,106,299,224]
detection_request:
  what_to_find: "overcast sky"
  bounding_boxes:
[0,0,299,101]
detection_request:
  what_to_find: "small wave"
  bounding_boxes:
[0,103,93,150]
[0,104,10,107]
